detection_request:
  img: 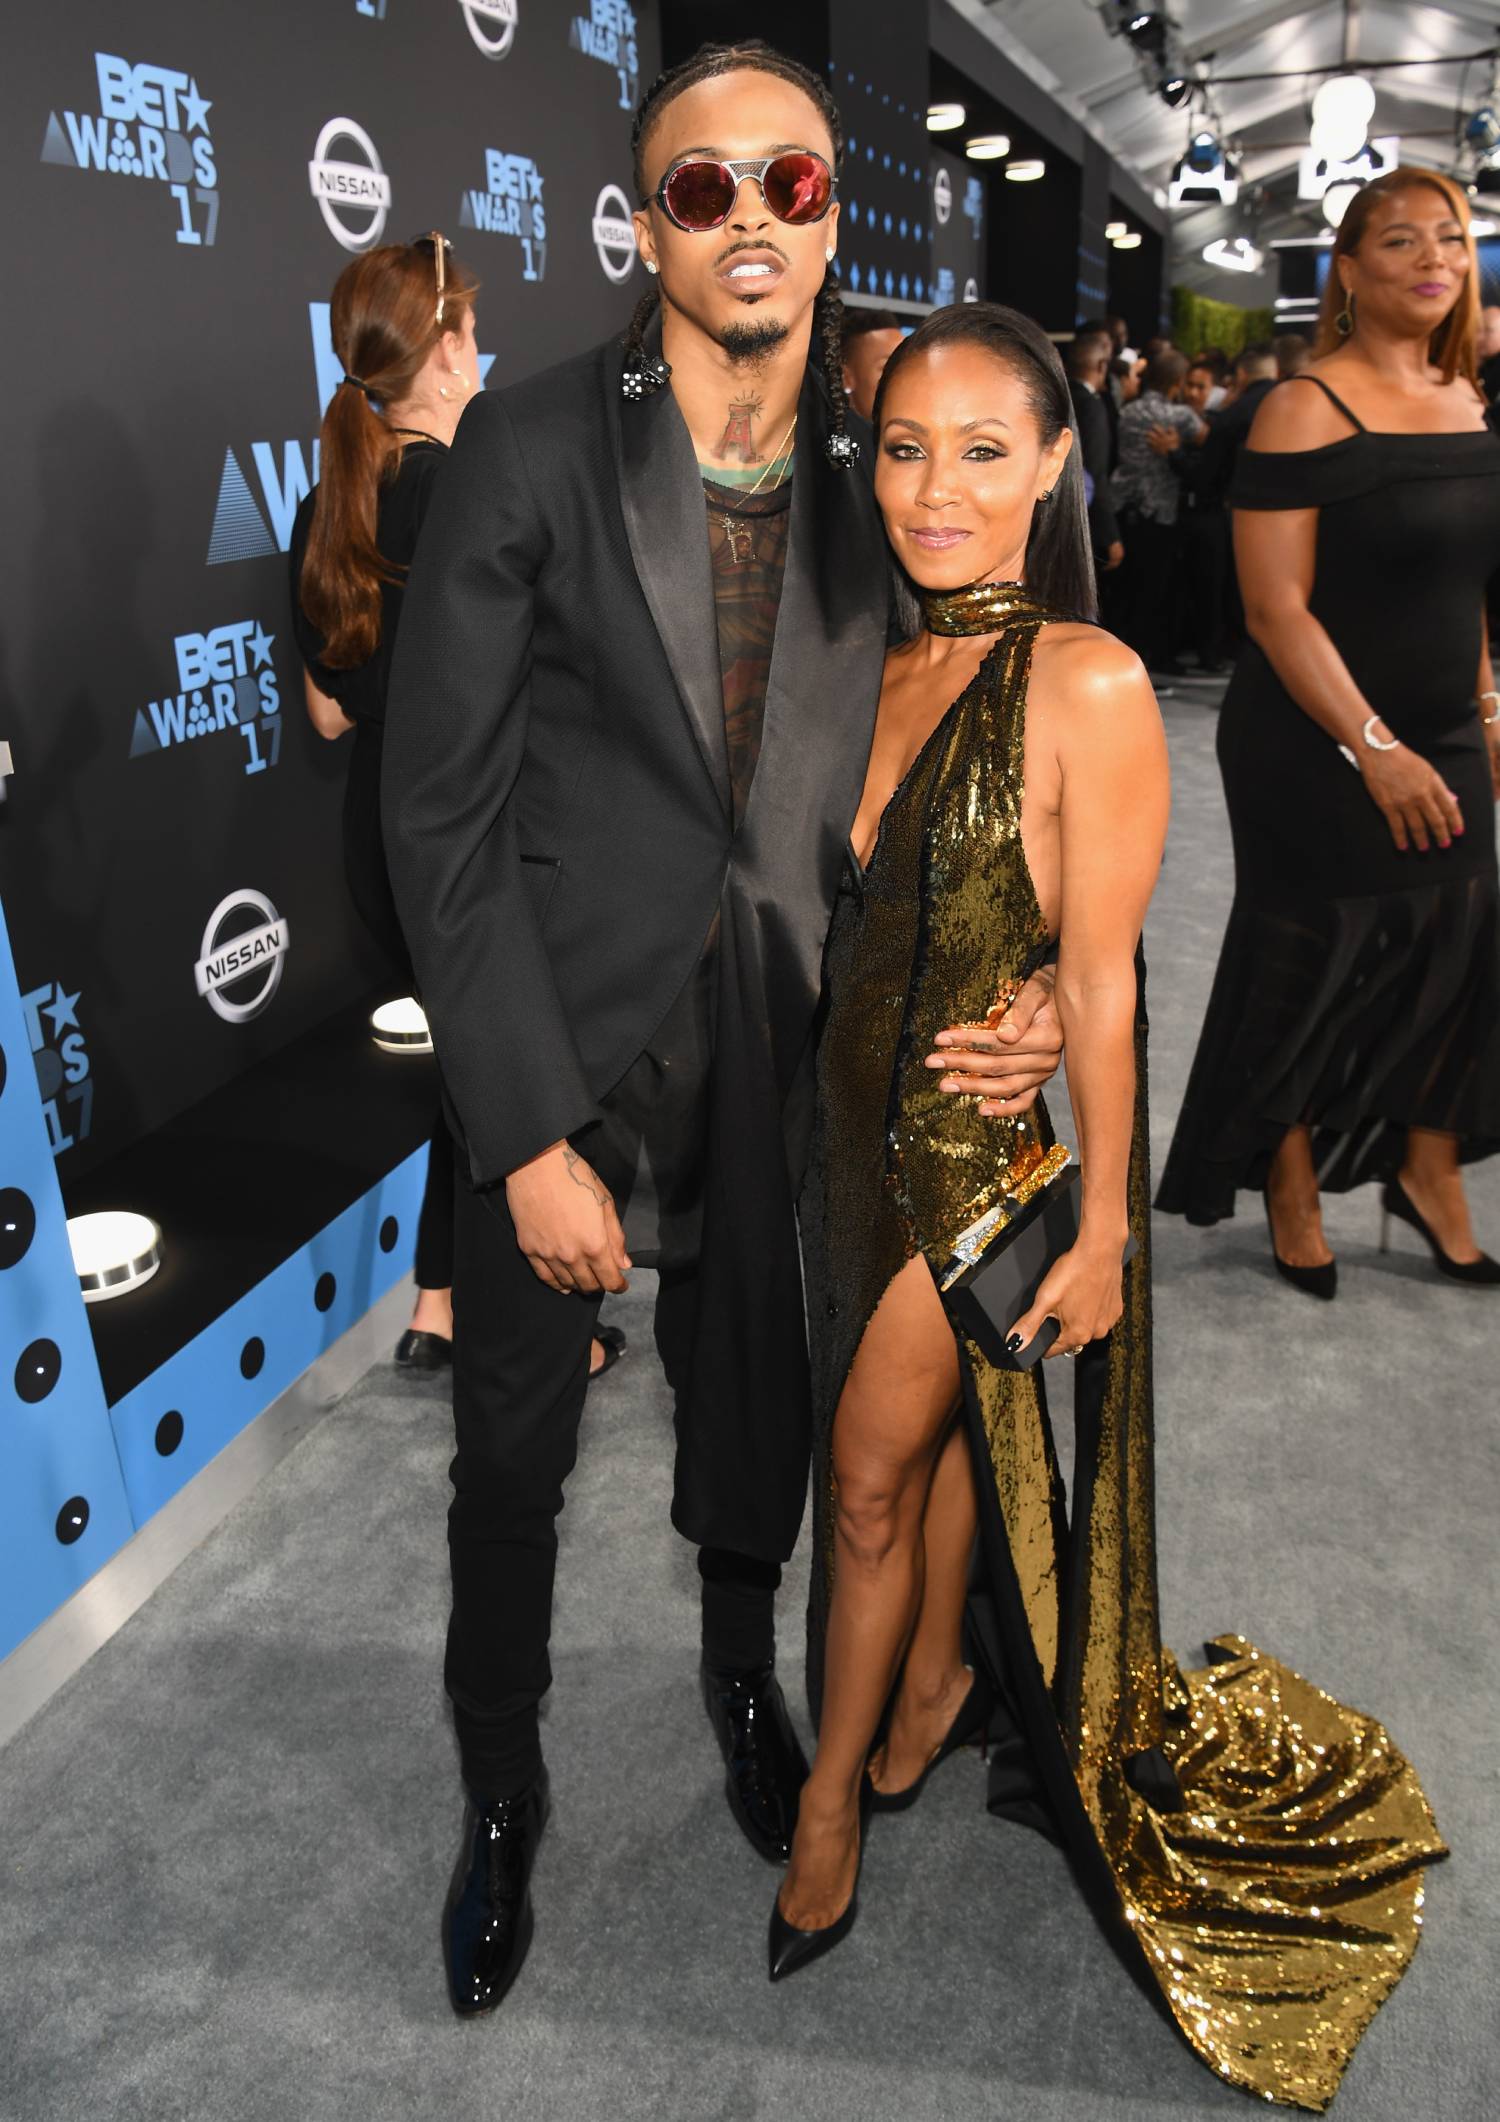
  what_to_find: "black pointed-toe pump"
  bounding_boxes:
[1380,1178,1500,1286]
[768,1775,873,1983]
[1262,1190,1337,1301]
[868,1667,995,1815]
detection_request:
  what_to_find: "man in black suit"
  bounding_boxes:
[383,40,1062,2017]
[1185,340,1278,654]
[1066,326,1123,579]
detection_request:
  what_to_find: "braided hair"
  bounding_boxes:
[622,40,854,459]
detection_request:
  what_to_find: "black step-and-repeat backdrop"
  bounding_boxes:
[1,0,658,1179]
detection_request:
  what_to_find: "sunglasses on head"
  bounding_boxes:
[411,230,453,327]
[646,151,836,233]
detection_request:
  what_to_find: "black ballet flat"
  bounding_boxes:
[868,1667,995,1814]
[1261,1190,1337,1301]
[768,1775,873,1984]
[1380,1179,1500,1286]
[588,1325,628,1384]
[395,1328,453,1369]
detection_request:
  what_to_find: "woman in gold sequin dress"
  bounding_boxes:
[774,305,1445,2112]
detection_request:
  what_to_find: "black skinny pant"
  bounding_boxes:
[413,1115,456,1291]
[446,1152,779,1799]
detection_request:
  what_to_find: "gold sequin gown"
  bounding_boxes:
[799,582,1446,2113]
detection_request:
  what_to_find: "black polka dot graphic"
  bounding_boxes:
[15,1338,61,1404]
[314,1272,337,1313]
[0,1040,8,1098]
[379,1216,398,1254]
[239,1336,265,1381]
[0,1188,36,1270]
[55,1496,89,1545]
[155,1411,184,1457]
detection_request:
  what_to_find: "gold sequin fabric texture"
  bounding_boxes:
[801,586,1445,2111]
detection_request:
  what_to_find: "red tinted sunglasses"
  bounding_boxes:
[648,151,836,232]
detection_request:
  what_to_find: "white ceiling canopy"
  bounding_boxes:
[952,1,1500,292]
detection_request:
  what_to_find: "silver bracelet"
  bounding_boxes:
[1338,714,1399,769]
[1481,690,1500,726]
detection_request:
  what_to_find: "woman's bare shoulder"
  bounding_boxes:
[1247,368,1357,452]
[1032,622,1153,712]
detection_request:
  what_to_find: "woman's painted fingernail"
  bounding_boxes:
[1005,1331,1024,1352]
[941,1075,959,1091]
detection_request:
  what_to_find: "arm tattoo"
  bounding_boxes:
[562,1146,611,1210]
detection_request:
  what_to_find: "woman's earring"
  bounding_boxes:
[644,259,659,275]
[1038,488,1053,502]
[438,367,470,402]
[825,247,835,262]
[1336,289,1355,338]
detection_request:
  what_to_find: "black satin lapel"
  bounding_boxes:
[616,379,731,814]
[762,371,887,862]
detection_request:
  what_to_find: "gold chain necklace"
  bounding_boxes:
[743,415,798,496]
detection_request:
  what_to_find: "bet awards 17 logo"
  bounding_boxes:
[129,621,283,776]
[459,151,546,280]
[20,982,91,1156]
[308,117,391,252]
[195,891,289,1024]
[461,0,518,59]
[570,0,637,107]
[40,52,219,246]
[593,185,636,285]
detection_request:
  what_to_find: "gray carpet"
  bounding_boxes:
[2,682,1496,2122]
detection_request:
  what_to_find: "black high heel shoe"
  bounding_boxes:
[868,1667,995,1814]
[1380,1179,1500,1286]
[1261,1189,1337,1301]
[768,1774,873,1983]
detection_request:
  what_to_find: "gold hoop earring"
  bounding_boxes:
[1336,290,1356,338]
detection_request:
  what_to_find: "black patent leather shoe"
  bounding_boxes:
[702,1660,809,1865]
[443,1769,549,2018]
[768,1773,874,1983]
[395,1328,453,1369]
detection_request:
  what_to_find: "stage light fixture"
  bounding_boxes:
[1158,73,1193,110]
[68,1210,163,1304]
[1005,159,1045,183]
[1309,74,1374,163]
[1112,231,1143,249]
[1203,236,1265,274]
[965,134,1011,161]
[1185,130,1220,173]
[1322,177,1363,230]
[1475,161,1500,197]
[370,997,434,1054]
[927,103,966,132]
[1464,105,1500,154]
[1123,11,1167,58]
[1105,219,1127,239]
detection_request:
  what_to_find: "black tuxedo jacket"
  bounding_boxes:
[383,337,888,1194]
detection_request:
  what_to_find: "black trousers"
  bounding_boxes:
[413,1115,456,1291]
[1118,512,1181,674]
[446,1138,782,1799]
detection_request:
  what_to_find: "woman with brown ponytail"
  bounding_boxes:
[290,239,626,1382]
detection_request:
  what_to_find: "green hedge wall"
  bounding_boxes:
[1170,284,1276,357]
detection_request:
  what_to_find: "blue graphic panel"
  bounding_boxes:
[0,905,135,1664]
[109,1148,423,1523]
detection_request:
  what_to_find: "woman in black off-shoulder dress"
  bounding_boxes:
[1158,168,1500,1288]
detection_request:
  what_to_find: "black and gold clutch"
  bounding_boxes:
[939,1146,1137,1371]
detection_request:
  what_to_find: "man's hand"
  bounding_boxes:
[1104,539,1125,572]
[1145,423,1181,456]
[505,1141,631,1295]
[928,968,1064,1118]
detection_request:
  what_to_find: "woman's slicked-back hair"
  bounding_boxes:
[1316,165,1479,383]
[872,302,1098,629]
[623,40,853,456]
